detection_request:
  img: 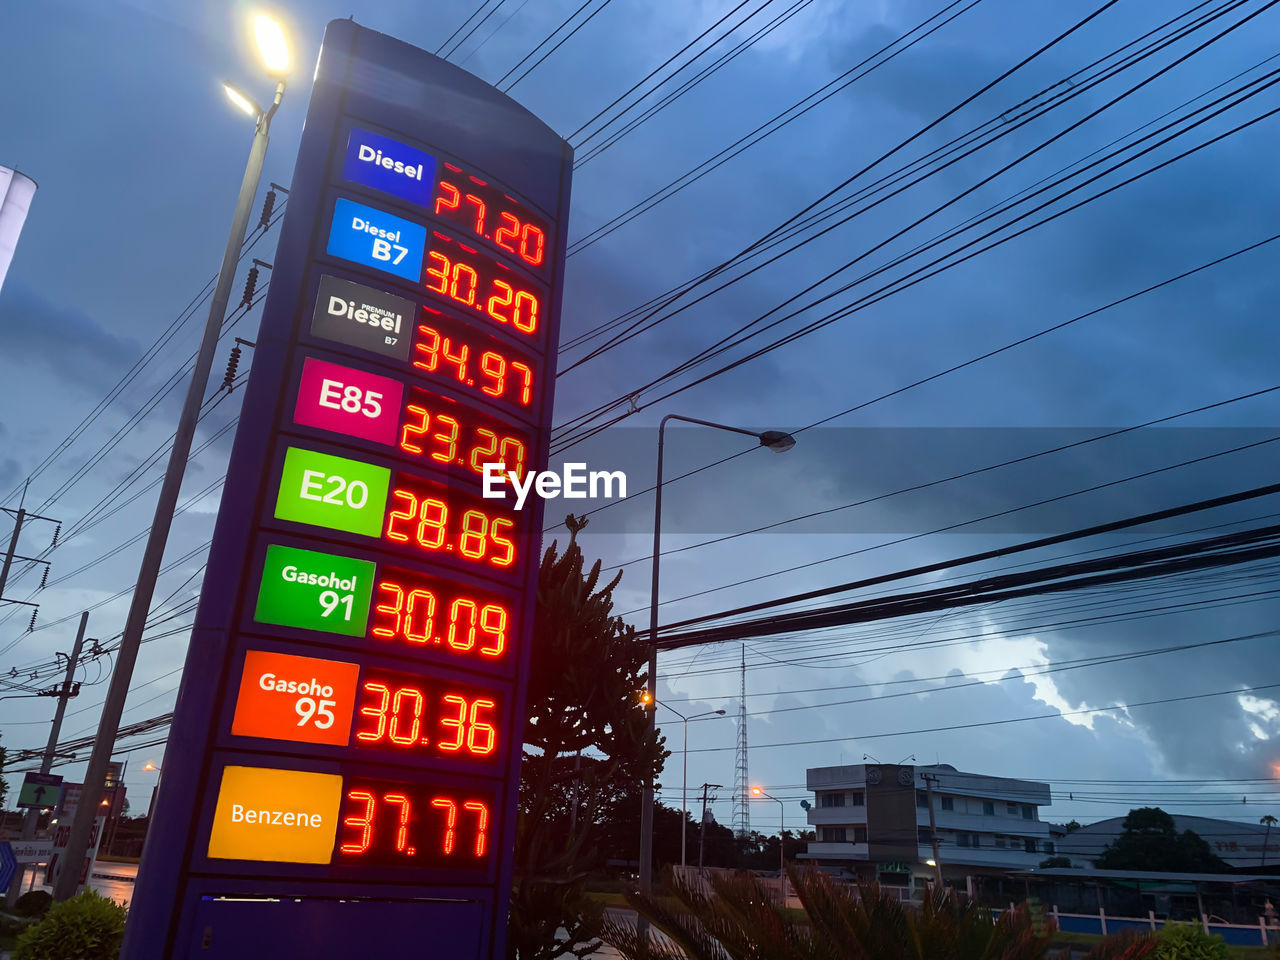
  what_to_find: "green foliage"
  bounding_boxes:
[14,890,126,960]
[507,517,664,960]
[601,866,1055,960]
[1150,924,1230,960]
[1094,808,1231,873]
[1039,856,1073,868]
[1076,928,1160,960]
[14,890,53,918]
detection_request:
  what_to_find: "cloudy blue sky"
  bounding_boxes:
[2,0,1280,838]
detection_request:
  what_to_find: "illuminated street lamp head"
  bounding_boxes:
[639,691,652,707]
[751,786,763,796]
[758,430,796,454]
[223,82,261,118]
[143,762,158,772]
[253,14,291,76]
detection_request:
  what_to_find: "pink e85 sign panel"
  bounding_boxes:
[293,356,403,446]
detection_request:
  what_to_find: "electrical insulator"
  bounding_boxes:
[27,609,37,632]
[38,566,48,590]
[222,344,243,391]
[240,266,260,308]
[259,188,277,228]
[50,523,60,548]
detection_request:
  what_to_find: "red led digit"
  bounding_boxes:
[356,682,390,742]
[404,588,436,644]
[424,250,450,295]
[438,694,467,752]
[457,510,488,560]
[469,429,499,475]
[519,224,545,266]
[400,404,430,455]
[486,280,514,326]
[449,263,479,306]
[447,598,478,652]
[511,361,534,405]
[434,181,461,216]
[385,793,414,854]
[463,194,486,234]
[388,686,426,745]
[463,801,489,856]
[385,490,417,542]
[493,211,519,256]
[432,797,458,854]
[467,699,497,755]
[511,290,538,333]
[372,581,403,639]
[479,352,505,398]
[479,604,506,656]
[440,336,468,380]
[490,516,516,568]
[498,437,526,477]
[414,497,448,549]
[340,790,376,854]
[413,325,441,373]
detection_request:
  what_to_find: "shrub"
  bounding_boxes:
[14,890,126,960]
[14,890,53,918]
[1152,923,1230,960]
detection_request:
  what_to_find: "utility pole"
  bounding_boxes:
[923,772,944,888]
[0,483,60,623]
[52,79,285,904]
[698,782,722,870]
[4,611,88,906]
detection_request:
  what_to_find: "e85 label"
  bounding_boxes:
[254,544,375,637]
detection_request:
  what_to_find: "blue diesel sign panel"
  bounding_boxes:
[325,197,427,281]
[342,127,436,206]
[121,20,571,960]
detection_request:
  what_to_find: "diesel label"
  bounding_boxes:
[342,127,436,206]
[311,275,414,361]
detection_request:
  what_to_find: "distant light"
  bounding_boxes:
[253,14,290,76]
[223,83,260,117]
[926,859,936,867]
[751,786,763,796]
[0,166,37,296]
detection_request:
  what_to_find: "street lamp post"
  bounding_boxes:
[637,415,795,945]
[51,15,291,903]
[655,700,725,867]
[751,786,786,884]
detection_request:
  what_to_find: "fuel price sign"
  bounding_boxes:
[124,20,571,960]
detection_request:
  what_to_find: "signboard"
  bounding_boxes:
[16,771,62,809]
[46,817,104,889]
[121,20,571,960]
[10,840,53,864]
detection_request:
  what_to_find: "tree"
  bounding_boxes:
[1094,808,1230,873]
[1260,815,1277,867]
[1039,856,1073,868]
[507,517,665,960]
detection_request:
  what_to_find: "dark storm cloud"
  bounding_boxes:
[0,282,140,390]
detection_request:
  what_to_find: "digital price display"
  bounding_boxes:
[371,565,513,662]
[413,307,540,414]
[128,22,570,960]
[423,232,545,338]
[383,471,519,571]
[432,161,550,274]
[337,777,496,870]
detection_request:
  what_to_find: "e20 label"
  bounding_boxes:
[274,447,391,537]
[254,544,376,637]
[294,356,403,446]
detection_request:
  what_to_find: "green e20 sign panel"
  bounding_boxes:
[254,544,376,636]
[274,447,390,536]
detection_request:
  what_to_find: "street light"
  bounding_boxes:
[143,763,163,822]
[637,414,796,943]
[751,786,786,879]
[52,14,293,903]
[654,699,726,867]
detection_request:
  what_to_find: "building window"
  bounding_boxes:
[820,827,847,842]
[917,791,929,808]
[941,796,954,811]
[1044,841,1055,855]
[983,801,995,816]
[1022,805,1034,820]
[852,825,868,843]
[1024,839,1038,854]
[1007,802,1019,815]
[994,835,1007,849]
[850,790,864,806]
[971,833,980,848]
[819,792,846,808]
[918,827,933,844]
[956,832,971,848]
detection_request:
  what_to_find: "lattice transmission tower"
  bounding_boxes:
[731,644,750,839]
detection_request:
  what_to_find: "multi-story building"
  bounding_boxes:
[799,762,1054,891]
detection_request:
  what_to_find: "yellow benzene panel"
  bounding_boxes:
[207,765,343,864]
